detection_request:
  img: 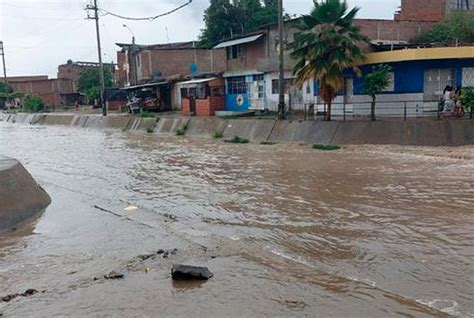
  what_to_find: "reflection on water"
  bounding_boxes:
[0,123,473,317]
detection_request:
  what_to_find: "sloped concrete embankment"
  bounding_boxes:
[0,156,51,232]
[1,113,472,146]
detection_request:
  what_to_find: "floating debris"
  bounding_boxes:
[171,265,213,281]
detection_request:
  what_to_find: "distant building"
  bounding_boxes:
[8,76,75,106]
[395,0,473,22]
[57,60,116,93]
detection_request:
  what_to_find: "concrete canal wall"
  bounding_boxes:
[0,156,51,232]
[1,113,473,146]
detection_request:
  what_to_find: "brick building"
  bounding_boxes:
[57,60,116,92]
[395,0,473,22]
[115,42,226,87]
[8,76,74,106]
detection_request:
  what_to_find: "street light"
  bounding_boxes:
[123,24,135,44]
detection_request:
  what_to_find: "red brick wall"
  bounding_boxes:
[117,52,128,87]
[10,78,73,106]
[354,19,435,42]
[396,0,447,22]
[181,96,224,116]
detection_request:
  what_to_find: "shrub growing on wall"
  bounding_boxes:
[23,94,46,112]
[460,87,474,111]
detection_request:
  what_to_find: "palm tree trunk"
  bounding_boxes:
[371,96,376,121]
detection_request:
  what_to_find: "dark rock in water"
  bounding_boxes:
[138,254,155,261]
[104,271,125,280]
[2,293,19,302]
[171,265,213,281]
[163,251,169,258]
[157,249,165,255]
[170,248,178,255]
[22,289,38,296]
[1,289,39,302]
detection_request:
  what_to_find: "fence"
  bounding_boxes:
[303,100,474,121]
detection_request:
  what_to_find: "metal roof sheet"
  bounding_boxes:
[177,77,216,86]
[213,34,264,49]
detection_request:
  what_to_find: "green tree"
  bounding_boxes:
[0,82,13,96]
[77,68,113,102]
[363,64,392,121]
[23,94,45,112]
[410,11,474,45]
[289,0,368,121]
[460,87,474,118]
[199,0,278,47]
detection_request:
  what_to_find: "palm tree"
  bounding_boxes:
[289,0,368,121]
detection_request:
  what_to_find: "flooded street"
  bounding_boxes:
[0,122,473,317]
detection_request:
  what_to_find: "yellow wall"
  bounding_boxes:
[362,47,474,65]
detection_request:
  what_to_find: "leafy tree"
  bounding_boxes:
[23,94,45,112]
[410,11,474,45]
[460,87,474,118]
[289,0,368,121]
[78,68,113,102]
[363,64,392,121]
[0,82,13,96]
[199,0,278,47]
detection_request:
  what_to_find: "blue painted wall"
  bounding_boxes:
[313,58,474,96]
[226,93,250,111]
[352,58,474,95]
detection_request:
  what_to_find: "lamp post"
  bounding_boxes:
[123,24,135,45]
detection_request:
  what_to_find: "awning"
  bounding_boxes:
[120,81,168,91]
[213,34,264,49]
[178,78,216,86]
[223,70,263,78]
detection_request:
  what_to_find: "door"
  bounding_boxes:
[289,85,303,111]
[249,80,265,110]
[424,69,455,102]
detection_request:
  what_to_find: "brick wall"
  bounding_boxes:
[396,0,447,22]
[354,19,435,42]
[181,96,225,116]
[126,48,226,84]
[10,78,73,106]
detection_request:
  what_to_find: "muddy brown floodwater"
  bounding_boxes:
[0,122,473,317]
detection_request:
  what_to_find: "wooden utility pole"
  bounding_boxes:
[87,0,106,116]
[277,0,285,120]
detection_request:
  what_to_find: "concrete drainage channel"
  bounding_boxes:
[0,156,51,232]
[1,113,473,146]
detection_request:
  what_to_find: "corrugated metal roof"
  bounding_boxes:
[213,34,264,49]
[178,78,216,86]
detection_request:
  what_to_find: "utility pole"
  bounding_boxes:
[277,0,285,120]
[0,41,7,84]
[86,0,106,116]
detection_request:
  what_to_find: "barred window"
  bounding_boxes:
[227,77,247,94]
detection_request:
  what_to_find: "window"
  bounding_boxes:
[450,0,473,10]
[211,87,224,97]
[227,76,247,94]
[196,85,207,99]
[381,72,395,92]
[271,79,293,94]
[258,84,264,99]
[180,88,188,98]
[253,74,264,81]
[226,45,245,60]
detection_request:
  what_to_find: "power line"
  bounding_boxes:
[99,0,192,21]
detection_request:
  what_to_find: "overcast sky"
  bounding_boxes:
[0,0,400,77]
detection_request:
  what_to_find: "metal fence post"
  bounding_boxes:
[404,102,407,121]
[470,106,473,120]
[343,103,346,121]
[304,104,307,121]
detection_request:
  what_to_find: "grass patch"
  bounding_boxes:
[312,144,341,151]
[175,120,189,136]
[224,136,250,144]
[260,141,277,145]
[140,111,155,118]
[212,131,223,139]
